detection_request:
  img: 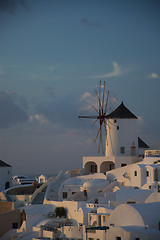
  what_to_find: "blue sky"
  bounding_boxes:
[0,0,160,176]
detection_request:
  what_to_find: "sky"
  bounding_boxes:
[0,0,160,176]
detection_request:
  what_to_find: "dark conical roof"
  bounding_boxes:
[0,160,11,167]
[138,137,150,149]
[107,102,138,119]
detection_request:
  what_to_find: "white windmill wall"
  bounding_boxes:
[106,118,138,158]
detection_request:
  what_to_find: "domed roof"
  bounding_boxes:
[62,177,87,186]
[83,179,108,188]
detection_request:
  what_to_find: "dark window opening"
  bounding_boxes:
[120,147,125,154]
[146,171,149,177]
[63,192,67,199]
[116,237,121,240]
[121,163,126,167]
[5,181,10,189]
[114,119,117,123]
[91,164,97,173]
[117,126,119,130]
[134,171,137,176]
[12,222,18,229]
[154,168,158,181]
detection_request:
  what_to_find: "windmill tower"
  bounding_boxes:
[106,101,138,158]
[81,81,149,174]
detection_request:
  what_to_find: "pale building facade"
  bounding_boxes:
[0,160,12,191]
[83,102,149,174]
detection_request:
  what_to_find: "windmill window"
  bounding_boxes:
[146,171,149,177]
[120,147,125,154]
[134,171,137,176]
[117,126,119,130]
[114,119,117,123]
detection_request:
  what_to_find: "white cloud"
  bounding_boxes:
[79,92,97,112]
[29,114,49,125]
[92,62,122,79]
[149,72,160,79]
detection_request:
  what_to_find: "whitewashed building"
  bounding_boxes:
[83,102,149,174]
[0,160,12,191]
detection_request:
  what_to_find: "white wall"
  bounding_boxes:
[63,226,83,239]
[0,166,12,191]
[106,119,138,157]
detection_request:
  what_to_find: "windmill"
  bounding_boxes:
[78,80,111,154]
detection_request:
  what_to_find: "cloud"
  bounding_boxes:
[79,92,97,112]
[0,91,28,128]
[81,18,101,27]
[149,72,160,79]
[92,62,123,79]
[0,0,29,14]
[35,94,81,130]
[29,114,49,125]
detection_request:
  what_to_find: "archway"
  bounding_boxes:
[84,161,97,174]
[100,161,115,173]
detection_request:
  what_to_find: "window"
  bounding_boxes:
[120,147,125,154]
[114,119,117,123]
[63,192,67,199]
[135,238,140,240]
[5,182,10,189]
[12,223,18,229]
[131,144,136,156]
[116,237,121,240]
[117,126,119,130]
[154,168,158,181]
[134,171,137,176]
[91,164,97,173]
[149,186,151,189]
[146,171,149,177]
[121,163,126,167]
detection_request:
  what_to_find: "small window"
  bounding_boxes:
[134,171,137,176]
[135,238,140,240]
[63,192,67,199]
[159,221,160,230]
[121,163,126,167]
[117,126,119,130]
[116,237,121,240]
[114,119,117,123]
[120,147,125,154]
[149,186,151,189]
[12,222,18,229]
[146,171,149,177]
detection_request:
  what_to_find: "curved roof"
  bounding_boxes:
[83,179,108,188]
[62,177,87,186]
[107,102,137,119]
[109,202,160,228]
